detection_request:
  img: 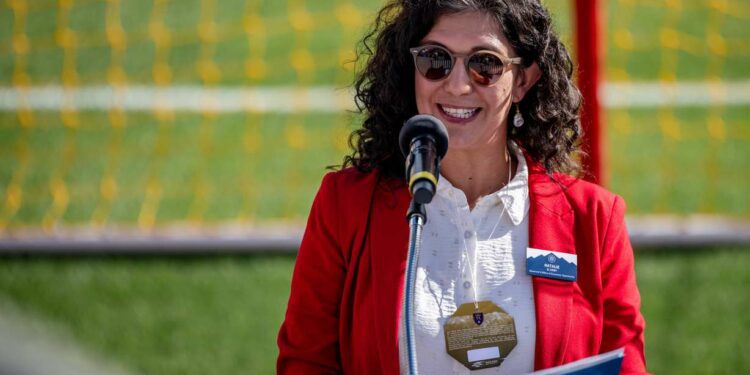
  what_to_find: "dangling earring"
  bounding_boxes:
[513,103,524,128]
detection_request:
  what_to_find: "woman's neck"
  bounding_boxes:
[440,141,516,210]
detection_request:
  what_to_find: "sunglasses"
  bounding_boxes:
[409,44,522,86]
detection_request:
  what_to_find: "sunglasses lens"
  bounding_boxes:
[415,47,453,80]
[467,52,504,85]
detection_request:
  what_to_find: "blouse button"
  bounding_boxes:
[463,281,471,289]
[463,230,473,239]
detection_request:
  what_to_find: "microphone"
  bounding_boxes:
[399,114,449,205]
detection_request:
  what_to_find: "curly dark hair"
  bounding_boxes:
[341,0,584,179]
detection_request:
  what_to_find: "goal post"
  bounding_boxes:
[573,0,606,185]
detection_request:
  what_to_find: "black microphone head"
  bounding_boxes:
[398,114,449,157]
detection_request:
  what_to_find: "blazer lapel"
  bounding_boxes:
[526,158,577,370]
[368,178,411,374]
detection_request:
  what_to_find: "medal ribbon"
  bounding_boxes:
[450,147,513,311]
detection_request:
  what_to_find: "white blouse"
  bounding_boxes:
[399,142,536,374]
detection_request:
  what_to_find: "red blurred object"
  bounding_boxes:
[574,0,606,185]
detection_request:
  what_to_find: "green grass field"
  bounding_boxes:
[0,247,749,374]
[0,1,749,374]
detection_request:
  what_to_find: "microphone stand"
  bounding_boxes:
[398,114,447,375]
[403,200,426,375]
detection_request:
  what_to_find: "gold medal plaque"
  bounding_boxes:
[443,301,518,370]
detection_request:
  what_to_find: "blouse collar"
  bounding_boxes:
[436,140,530,226]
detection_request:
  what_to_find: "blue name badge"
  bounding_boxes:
[526,248,577,281]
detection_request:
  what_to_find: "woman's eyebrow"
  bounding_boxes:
[418,39,447,48]
[419,39,507,55]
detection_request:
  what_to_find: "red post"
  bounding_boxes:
[573,0,606,185]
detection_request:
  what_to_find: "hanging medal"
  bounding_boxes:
[444,300,518,370]
[444,150,518,370]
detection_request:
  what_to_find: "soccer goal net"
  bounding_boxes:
[0,0,748,238]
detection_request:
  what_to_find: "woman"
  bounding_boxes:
[278,0,647,374]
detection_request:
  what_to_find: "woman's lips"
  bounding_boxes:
[438,104,481,123]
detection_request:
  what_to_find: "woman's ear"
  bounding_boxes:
[511,62,542,102]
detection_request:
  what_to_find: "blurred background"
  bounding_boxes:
[0,0,749,374]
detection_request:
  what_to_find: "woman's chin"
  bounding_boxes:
[445,135,507,156]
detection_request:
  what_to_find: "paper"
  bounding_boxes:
[527,348,625,375]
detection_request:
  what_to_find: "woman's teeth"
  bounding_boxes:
[441,105,479,119]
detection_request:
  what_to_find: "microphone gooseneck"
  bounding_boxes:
[399,114,448,375]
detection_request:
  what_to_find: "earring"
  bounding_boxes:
[513,103,524,128]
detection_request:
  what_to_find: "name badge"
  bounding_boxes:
[526,247,577,281]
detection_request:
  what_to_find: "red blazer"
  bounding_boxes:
[278,157,647,374]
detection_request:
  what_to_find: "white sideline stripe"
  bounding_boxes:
[1,215,749,253]
[0,85,354,113]
[0,301,141,375]
[603,80,750,108]
[0,81,749,112]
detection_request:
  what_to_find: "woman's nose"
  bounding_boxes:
[443,59,473,96]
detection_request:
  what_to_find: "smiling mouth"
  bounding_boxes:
[438,104,481,121]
